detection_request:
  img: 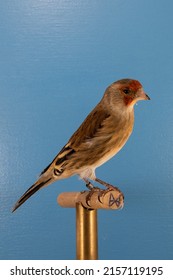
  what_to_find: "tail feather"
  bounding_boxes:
[12,178,51,212]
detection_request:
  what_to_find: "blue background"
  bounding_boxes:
[0,0,173,260]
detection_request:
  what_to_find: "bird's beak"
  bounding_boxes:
[136,88,150,101]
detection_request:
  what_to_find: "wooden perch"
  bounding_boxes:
[57,188,124,210]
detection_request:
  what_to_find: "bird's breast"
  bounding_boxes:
[93,113,134,168]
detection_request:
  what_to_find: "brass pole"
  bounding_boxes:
[76,203,98,260]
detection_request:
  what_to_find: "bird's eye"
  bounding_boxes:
[123,88,130,94]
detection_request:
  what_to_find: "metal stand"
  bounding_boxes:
[57,188,124,260]
[76,203,98,260]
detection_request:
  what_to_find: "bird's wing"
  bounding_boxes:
[40,104,111,175]
[68,104,111,147]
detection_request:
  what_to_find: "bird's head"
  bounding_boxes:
[103,79,150,112]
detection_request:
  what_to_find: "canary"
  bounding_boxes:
[12,79,150,212]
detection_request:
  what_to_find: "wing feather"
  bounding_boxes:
[40,103,111,175]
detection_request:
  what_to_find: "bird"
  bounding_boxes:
[12,78,150,212]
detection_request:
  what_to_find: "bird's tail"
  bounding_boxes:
[12,177,52,212]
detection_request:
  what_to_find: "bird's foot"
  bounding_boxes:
[95,177,121,192]
[83,177,123,208]
[82,178,124,209]
[83,179,101,206]
[85,186,102,207]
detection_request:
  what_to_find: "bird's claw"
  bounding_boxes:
[85,186,101,207]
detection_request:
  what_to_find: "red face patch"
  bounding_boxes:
[123,95,134,106]
[128,80,142,91]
